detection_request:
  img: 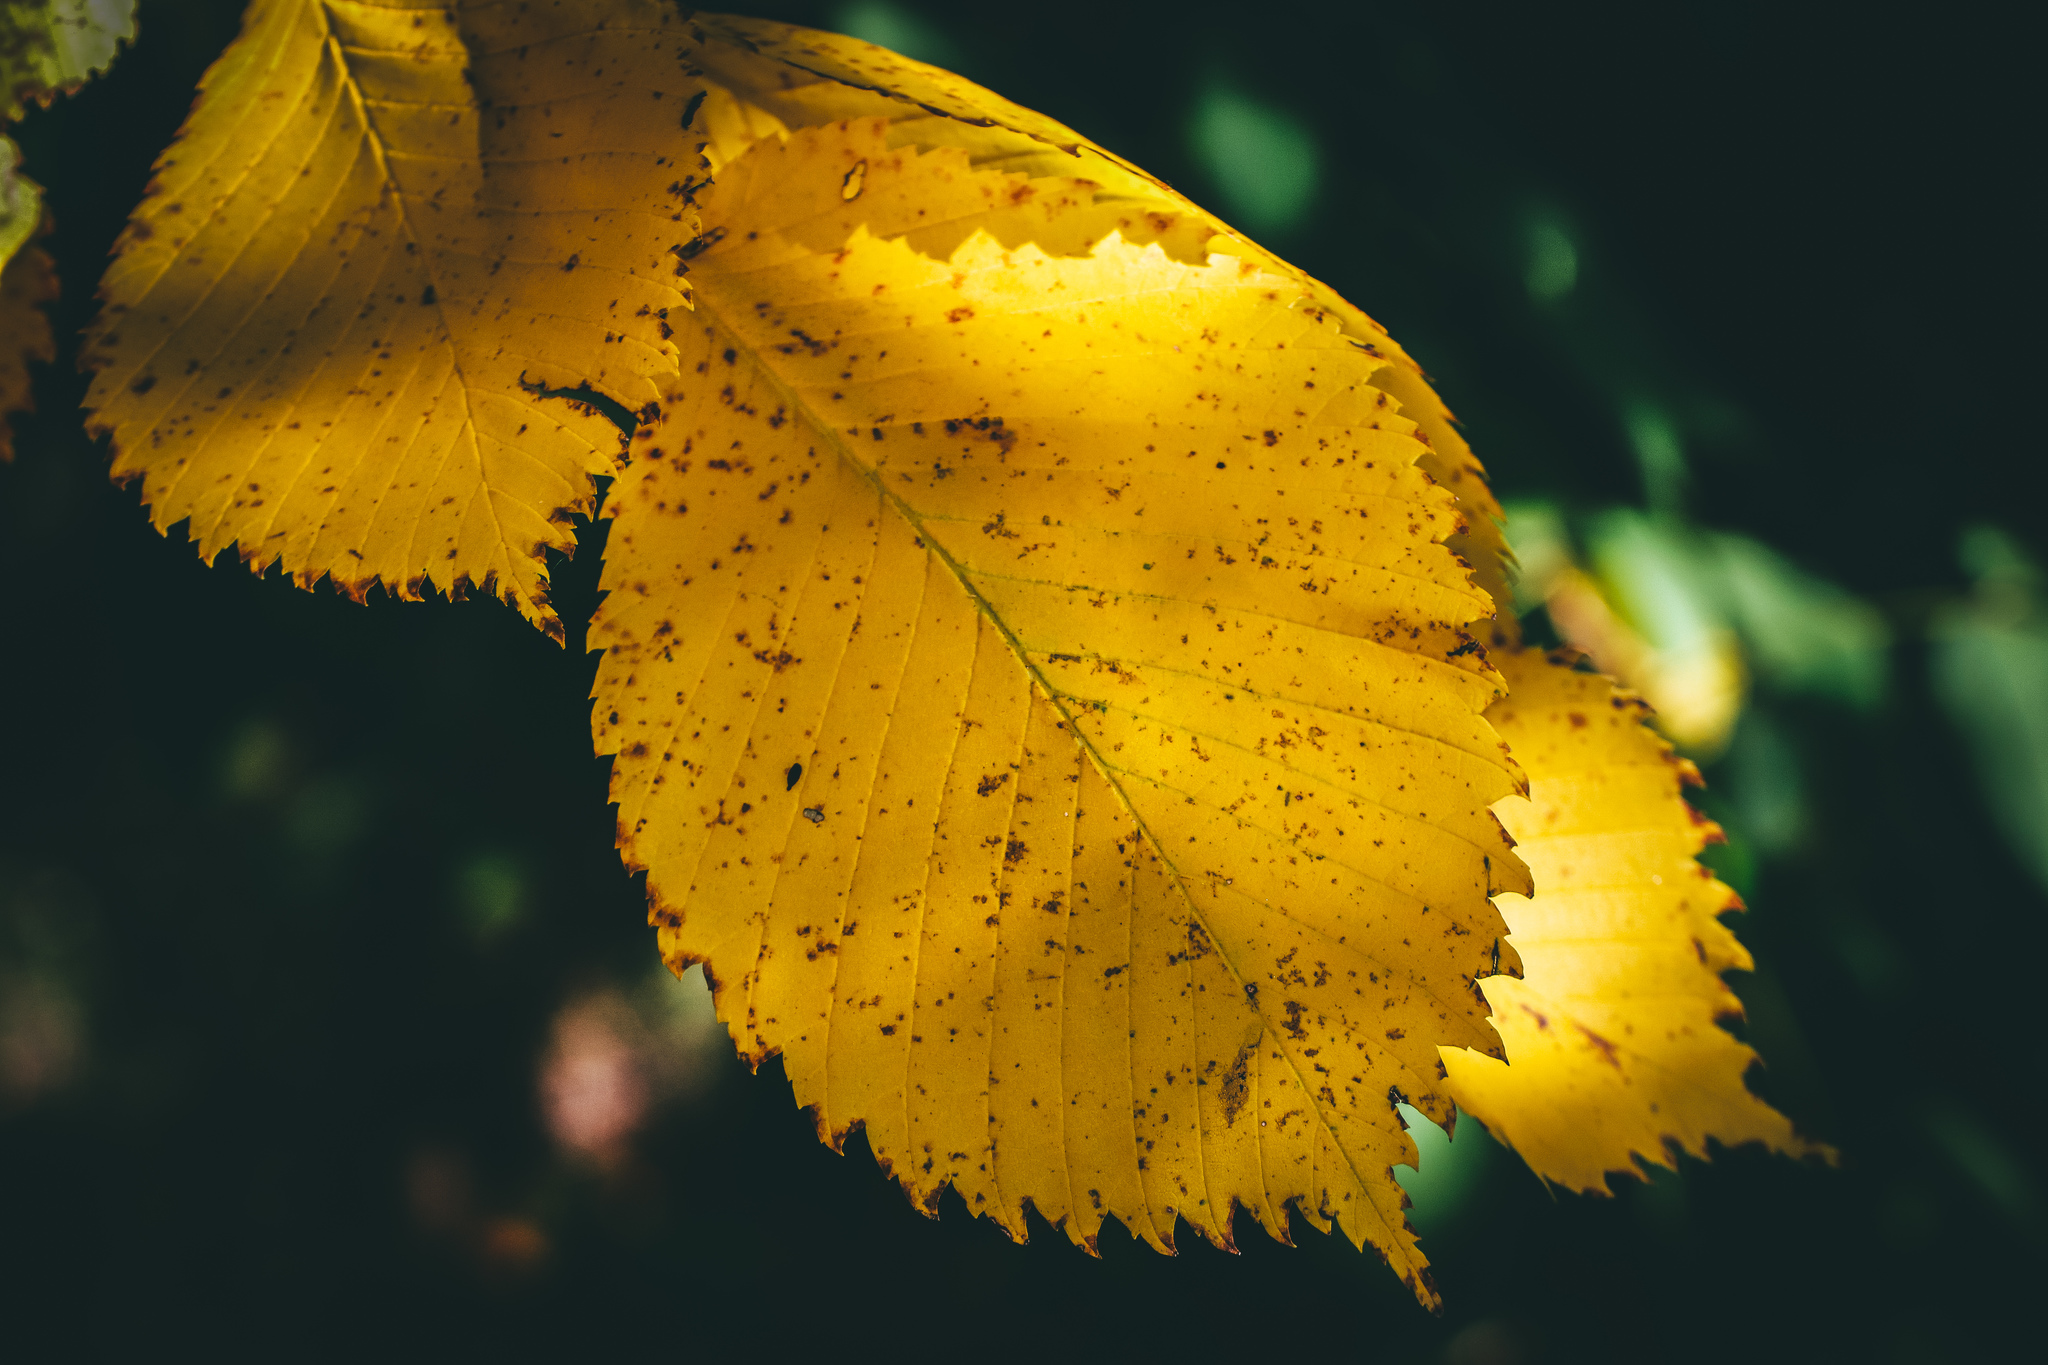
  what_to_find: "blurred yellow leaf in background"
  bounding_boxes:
[1543,564,1746,754]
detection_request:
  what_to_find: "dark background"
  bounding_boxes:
[2,1,2041,1359]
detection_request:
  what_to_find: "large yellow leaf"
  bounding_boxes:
[83,0,701,636]
[591,115,1530,1301]
[1441,649,1829,1190]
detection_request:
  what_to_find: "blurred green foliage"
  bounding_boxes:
[1185,81,1320,236]
[833,0,956,65]
[1932,528,2048,894]
[1523,218,1578,304]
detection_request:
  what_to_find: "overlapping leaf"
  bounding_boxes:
[1442,649,1828,1189]
[84,0,704,635]
[591,118,1528,1297]
[1,0,133,122]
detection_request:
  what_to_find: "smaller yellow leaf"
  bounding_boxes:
[1441,648,1830,1191]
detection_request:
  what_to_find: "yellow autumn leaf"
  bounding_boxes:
[713,21,1824,1207]
[1441,648,1829,1190]
[591,108,1532,1301]
[83,0,703,637]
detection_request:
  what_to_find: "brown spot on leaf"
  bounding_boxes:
[1578,1024,1622,1068]
[1219,1044,1253,1125]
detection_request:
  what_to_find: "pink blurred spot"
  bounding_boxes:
[539,997,648,1161]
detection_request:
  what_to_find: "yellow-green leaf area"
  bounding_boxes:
[1,0,134,122]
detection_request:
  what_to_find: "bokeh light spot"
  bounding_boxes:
[1525,218,1578,302]
[455,851,529,943]
[1393,1103,1493,1229]
[1188,82,1319,236]
[833,1,960,66]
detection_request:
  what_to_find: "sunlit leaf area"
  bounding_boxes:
[1,0,2039,1358]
